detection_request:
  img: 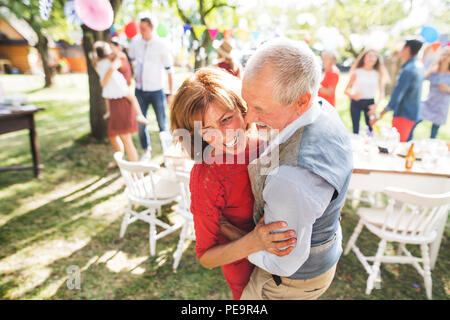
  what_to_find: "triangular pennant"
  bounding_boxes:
[251,31,260,41]
[236,29,249,41]
[192,25,206,39]
[208,28,219,40]
[183,24,191,34]
[223,29,233,40]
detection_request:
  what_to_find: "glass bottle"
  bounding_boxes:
[405,143,415,170]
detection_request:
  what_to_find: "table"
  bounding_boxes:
[349,139,450,269]
[0,106,44,177]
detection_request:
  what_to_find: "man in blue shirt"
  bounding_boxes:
[370,39,424,141]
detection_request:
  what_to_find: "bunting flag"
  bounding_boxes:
[235,29,249,41]
[183,24,191,34]
[430,41,442,52]
[251,31,260,41]
[181,24,263,42]
[208,28,219,40]
[192,25,206,39]
[223,29,233,40]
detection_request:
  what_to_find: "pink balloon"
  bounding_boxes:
[75,0,113,31]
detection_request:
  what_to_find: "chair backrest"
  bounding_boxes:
[159,131,173,154]
[382,186,450,237]
[114,152,162,201]
[175,171,191,214]
[160,131,175,169]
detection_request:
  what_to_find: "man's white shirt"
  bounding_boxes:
[128,34,173,91]
[248,101,336,277]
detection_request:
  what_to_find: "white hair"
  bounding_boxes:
[243,38,322,106]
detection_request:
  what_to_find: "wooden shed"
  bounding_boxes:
[0,16,42,74]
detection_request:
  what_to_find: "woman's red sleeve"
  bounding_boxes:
[189,164,226,259]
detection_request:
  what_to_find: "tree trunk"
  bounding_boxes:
[35,34,54,88]
[81,0,123,140]
[81,26,110,140]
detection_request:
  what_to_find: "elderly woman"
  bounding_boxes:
[170,67,295,300]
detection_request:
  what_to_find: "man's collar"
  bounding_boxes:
[259,98,321,157]
[402,57,415,68]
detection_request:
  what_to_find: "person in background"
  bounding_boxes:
[128,17,174,161]
[111,40,134,76]
[344,49,389,134]
[318,50,340,107]
[96,41,149,126]
[409,46,450,140]
[369,39,424,142]
[214,41,242,79]
[92,41,139,168]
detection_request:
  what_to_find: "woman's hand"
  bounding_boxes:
[111,57,122,70]
[251,215,297,257]
[351,93,361,101]
[219,215,247,241]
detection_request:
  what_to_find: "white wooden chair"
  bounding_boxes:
[114,152,182,256]
[159,131,175,169]
[172,171,195,271]
[160,131,194,173]
[344,187,450,299]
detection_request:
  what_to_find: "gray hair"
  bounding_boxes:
[243,38,321,106]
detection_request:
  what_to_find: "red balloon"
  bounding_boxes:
[124,21,138,39]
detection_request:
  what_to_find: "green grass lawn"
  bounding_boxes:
[0,72,448,300]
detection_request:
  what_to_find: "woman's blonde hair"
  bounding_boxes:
[170,67,247,159]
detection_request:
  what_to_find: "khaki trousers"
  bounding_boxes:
[240,263,337,300]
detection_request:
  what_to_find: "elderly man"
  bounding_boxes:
[239,38,353,300]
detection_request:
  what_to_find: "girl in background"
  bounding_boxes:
[344,49,389,134]
[92,41,142,168]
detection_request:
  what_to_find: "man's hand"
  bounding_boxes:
[166,93,174,106]
[252,215,297,257]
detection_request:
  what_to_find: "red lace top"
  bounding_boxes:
[216,61,241,78]
[118,55,132,86]
[189,150,255,300]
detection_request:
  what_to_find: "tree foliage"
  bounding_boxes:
[169,0,237,68]
[0,0,70,87]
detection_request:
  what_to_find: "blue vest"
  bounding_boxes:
[289,99,353,279]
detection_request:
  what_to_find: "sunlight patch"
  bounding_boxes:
[96,250,148,273]
[0,237,90,274]
[5,266,52,299]
[0,177,100,227]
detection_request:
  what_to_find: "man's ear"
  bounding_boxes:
[294,92,312,116]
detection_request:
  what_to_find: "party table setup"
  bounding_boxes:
[348,126,450,270]
[350,127,450,194]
